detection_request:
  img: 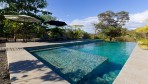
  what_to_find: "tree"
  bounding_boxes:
[95,11,129,41]
[103,26,123,41]
[0,0,51,15]
[65,25,84,40]
[98,11,129,28]
[93,22,104,37]
[136,25,148,39]
[0,0,52,40]
[40,14,56,22]
[70,25,84,30]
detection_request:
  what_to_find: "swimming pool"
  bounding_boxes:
[29,41,136,84]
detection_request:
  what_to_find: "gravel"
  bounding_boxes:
[0,43,10,84]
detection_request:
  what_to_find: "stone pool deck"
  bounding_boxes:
[5,40,99,84]
[114,44,148,84]
[3,41,148,84]
[5,42,72,84]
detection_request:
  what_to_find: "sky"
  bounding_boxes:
[1,0,148,33]
[45,0,148,33]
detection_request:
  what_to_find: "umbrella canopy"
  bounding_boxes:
[45,20,67,26]
[4,15,41,42]
[4,15,41,23]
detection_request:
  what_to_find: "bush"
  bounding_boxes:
[83,32,91,39]
[104,38,110,41]
[90,35,95,39]
[139,45,148,50]
[115,37,125,42]
[137,39,148,50]
[115,36,136,42]
[83,33,95,39]
[137,39,148,45]
[94,35,102,39]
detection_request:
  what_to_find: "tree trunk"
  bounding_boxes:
[94,29,97,38]
[0,24,4,37]
[14,34,16,42]
[110,37,112,41]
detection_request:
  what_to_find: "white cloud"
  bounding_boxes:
[69,17,98,33]
[129,10,148,23]
[69,10,148,33]
[124,10,148,29]
[0,2,8,9]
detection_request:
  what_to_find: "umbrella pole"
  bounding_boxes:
[25,18,27,42]
[22,23,25,42]
[14,22,17,42]
[22,26,24,42]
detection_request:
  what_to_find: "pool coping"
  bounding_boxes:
[113,44,148,84]
[6,40,144,84]
[5,40,101,84]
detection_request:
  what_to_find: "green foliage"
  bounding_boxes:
[136,25,148,33]
[135,25,148,40]
[47,28,84,41]
[65,25,85,40]
[103,26,123,41]
[138,39,148,45]
[95,11,129,41]
[48,28,65,40]
[39,14,56,22]
[65,28,84,40]
[115,36,136,42]
[139,45,148,50]
[137,39,148,50]
[0,0,53,40]
[1,0,50,14]
[83,32,94,39]
[74,28,84,39]
[98,11,129,28]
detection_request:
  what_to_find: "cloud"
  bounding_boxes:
[124,10,148,29]
[69,17,98,33]
[69,10,148,33]
[129,10,148,23]
[0,2,8,9]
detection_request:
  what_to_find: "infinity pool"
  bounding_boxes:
[29,41,136,84]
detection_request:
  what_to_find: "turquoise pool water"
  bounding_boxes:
[67,42,136,83]
[30,41,136,84]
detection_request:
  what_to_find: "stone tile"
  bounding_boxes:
[114,45,148,84]
[6,41,100,84]
[6,43,70,84]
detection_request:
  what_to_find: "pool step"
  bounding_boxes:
[0,47,23,51]
[30,47,109,83]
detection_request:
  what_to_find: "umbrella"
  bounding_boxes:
[44,20,67,26]
[4,15,41,42]
[4,15,41,23]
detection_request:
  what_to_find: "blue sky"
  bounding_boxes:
[46,0,148,23]
[45,0,148,33]
[1,0,148,33]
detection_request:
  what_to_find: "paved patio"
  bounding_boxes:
[6,42,71,84]
[4,41,148,84]
[114,45,148,84]
[5,40,98,84]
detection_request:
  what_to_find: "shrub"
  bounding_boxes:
[83,32,91,39]
[115,36,136,42]
[94,36,101,39]
[115,37,125,42]
[137,39,148,45]
[139,45,148,50]
[137,39,148,50]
